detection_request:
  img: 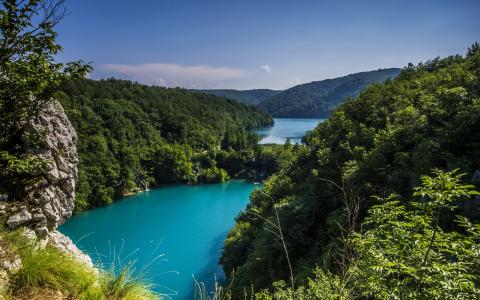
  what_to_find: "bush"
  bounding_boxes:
[351,169,480,299]
[252,169,480,300]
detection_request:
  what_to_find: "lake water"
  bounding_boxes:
[254,118,323,144]
[59,118,321,298]
[60,180,258,299]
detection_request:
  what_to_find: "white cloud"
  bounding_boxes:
[100,63,251,88]
[260,65,272,73]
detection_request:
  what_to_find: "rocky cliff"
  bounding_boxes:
[0,100,92,267]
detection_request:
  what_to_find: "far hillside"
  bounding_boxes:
[258,68,401,118]
[60,79,273,209]
[195,88,282,105]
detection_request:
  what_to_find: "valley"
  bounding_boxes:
[1,1,479,299]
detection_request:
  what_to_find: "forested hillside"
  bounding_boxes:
[59,79,273,210]
[221,45,480,297]
[258,68,401,118]
[196,89,282,105]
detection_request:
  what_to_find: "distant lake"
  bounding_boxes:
[254,118,324,144]
[60,180,259,299]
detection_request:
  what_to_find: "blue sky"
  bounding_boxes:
[56,0,480,90]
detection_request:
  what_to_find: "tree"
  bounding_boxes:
[352,169,480,299]
[467,42,480,57]
[0,0,90,199]
[251,169,480,300]
[223,45,480,294]
[0,0,90,145]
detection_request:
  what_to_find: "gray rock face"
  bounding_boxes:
[6,208,32,227]
[5,100,78,231]
[1,258,21,273]
[47,230,93,268]
[30,100,78,229]
[0,100,96,282]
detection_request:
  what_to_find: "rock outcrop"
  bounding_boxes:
[47,230,93,267]
[0,100,78,233]
[0,100,92,269]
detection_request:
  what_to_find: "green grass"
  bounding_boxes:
[0,226,160,299]
[13,243,97,295]
[194,276,232,300]
[100,264,158,300]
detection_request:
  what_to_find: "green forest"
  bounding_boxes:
[1,0,480,298]
[258,68,401,118]
[196,89,281,106]
[59,79,273,210]
[221,44,480,298]
[197,69,401,118]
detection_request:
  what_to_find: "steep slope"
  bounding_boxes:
[0,101,79,234]
[221,49,480,295]
[0,100,157,299]
[0,99,92,289]
[60,79,273,210]
[195,89,282,105]
[258,68,401,118]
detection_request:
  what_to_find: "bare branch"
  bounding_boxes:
[248,189,296,299]
[316,176,345,192]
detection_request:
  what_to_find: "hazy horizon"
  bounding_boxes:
[56,0,480,90]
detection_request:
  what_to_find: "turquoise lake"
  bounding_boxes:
[60,180,259,299]
[255,118,323,144]
[60,118,320,298]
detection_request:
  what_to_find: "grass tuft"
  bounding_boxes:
[194,275,232,300]
[0,226,160,299]
[100,263,158,300]
[5,229,97,297]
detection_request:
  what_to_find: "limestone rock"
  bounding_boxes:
[1,257,22,273]
[0,100,95,279]
[7,208,32,228]
[35,226,49,238]
[28,100,78,229]
[0,203,5,216]
[21,227,37,241]
[47,231,93,268]
[3,101,78,231]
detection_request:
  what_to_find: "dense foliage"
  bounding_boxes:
[196,89,281,106]
[258,68,400,118]
[253,170,480,299]
[349,170,480,299]
[0,0,89,200]
[60,79,273,210]
[221,46,480,296]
